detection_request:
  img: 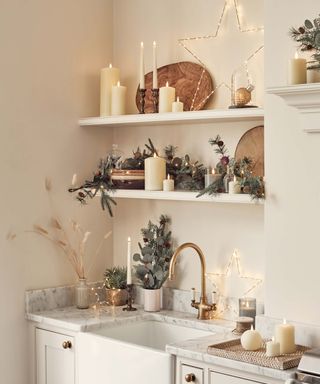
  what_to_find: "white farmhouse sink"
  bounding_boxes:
[77,319,213,384]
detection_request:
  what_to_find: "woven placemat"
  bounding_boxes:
[207,339,310,370]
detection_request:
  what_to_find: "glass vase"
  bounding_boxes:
[75,278,90,309]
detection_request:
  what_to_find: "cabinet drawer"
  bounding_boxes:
[181,363,204,384]
[210,370,264,384]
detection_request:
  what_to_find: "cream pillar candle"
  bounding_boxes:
[111,81,127,115]
[127,237,132,284]
[266,337,280,357]
[144,154,166,191]
[240,326,262,351]
[152,41,158,89]
[159,82,175,113]
[139,42,145,89]
[229,176,241,194]
[163,174,174,191]
[275,319,296,354]
[288,52,306,85]
[100,64,120,117]
[172,97,183,112]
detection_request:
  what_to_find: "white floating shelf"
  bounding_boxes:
[110,189,263,205]
[267,84,320,133]
[79,108,264,128]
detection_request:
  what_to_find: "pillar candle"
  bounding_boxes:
[163,174,174,191]
[172,97,184,112]
[229,176,241,194]
[239,298,256,324]
[288,52,306,85]
[159,82,175,113]
[275,319,296,354]
[266,337,280,357]
[241,326,262,351]
[100,64,120,117]
[191,288,196,301]
[127,237,132,284]
[145,154,166,190]
[140,42,145,89]
[111,81,127,115]
[152,41,158,89]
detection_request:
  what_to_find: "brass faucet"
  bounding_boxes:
[168,242,216,320]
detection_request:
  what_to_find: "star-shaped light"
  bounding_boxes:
[207,249,262,318]
[178,0,264,110]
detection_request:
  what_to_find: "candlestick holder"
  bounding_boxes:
[139,88,146,114]
[123,284,137,311]
[151,88,159,113]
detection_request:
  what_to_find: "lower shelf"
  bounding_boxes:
[111,190,263,205]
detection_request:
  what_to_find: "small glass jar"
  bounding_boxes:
[239,297,256,325]
[75,278,90,309]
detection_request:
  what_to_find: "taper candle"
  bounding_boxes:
[111,81,127,115]
[127,237,132,284]
[100,63,120,117]
[152,41,158,89]
[140,42,145,89]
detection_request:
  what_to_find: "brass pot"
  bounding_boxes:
[105,288,127,306]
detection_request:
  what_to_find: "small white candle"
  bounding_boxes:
[127,237,132,284]
[212,291,217,304]
[152,41,158,89]
[139,42,145,89]
[100,63,120,117]
[288,52,306,85]
[275,319,296,354]
[191,288,196,301]
[111,81,127,115]
[229,176,241,194]
[145,153,166,191]
[266,336,280,357]
[241,325,262,351]
[163,174,174,191]
[159,82,175,113]
[172,96,184,112]
[71,173,77,186]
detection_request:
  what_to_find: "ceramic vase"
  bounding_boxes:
[75,278,90,309]
[144,288,162,312]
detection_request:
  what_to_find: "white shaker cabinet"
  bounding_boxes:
[36,328,75,384]
[209,371,263,384]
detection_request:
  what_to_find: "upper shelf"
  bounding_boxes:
[267,84,320,133]
[79,108,264,128]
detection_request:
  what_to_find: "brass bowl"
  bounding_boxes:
[105,288,127,306]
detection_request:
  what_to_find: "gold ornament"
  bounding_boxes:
[235,87,252,107]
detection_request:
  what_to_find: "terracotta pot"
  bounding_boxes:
[143,288,162,312]
[105,288,127,306]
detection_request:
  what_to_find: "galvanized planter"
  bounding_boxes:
[105,288,127,306]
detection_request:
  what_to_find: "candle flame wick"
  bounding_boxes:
[166,81,169,87]
[283,318,287,324]
[117,81,120,86]
[109,63,112,68]
[140,41,144,47]
[128,237,131,242]
[295,51,299,59]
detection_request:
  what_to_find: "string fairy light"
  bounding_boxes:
[178,0,264,110]
[206,249,262,317]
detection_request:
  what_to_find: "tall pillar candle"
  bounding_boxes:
[159,82,175,113]
[139,42,145,89]
[111,81,127,115]
[152,41,158,89]
[127,237,132,284]
[145,154,166,191]
[100,64,120,116]
[288,52,306,85]
[275,319,296,354]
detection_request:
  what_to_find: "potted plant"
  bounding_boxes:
[104,266,128,306]
[133,215,173,312]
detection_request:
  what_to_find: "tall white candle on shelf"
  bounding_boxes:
[172,96,184,112]
[266,337,280,357]
[100,63,120,117]
[145,153,166,191]
[163,174,174,191]
[152,41,158,89]
[127,237,132,284]
[275,319,296,354]
[159,82,175,113]
[111,81,127,115]
[140,42,145,89]
[288,52,306,85]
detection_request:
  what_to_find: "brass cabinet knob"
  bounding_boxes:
[185,373,196,382]
[62,341,72,349]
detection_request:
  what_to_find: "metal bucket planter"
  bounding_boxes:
[105,288,128,306]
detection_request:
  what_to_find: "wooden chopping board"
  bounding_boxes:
[135,61,214,113]
[235,125,264,177]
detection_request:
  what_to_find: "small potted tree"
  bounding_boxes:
[104,266,128,306]
[133,215,173,312]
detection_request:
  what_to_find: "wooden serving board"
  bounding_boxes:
[135,61,214,113]
[235,125,264,177]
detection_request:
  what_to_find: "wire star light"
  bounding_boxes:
[207,249,262,317]
[178,0,264,110]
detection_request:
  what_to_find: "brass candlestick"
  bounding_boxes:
[139,88,146,114]
[123,284,137,311]
[151,88,159,113]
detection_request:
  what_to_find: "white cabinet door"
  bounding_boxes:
[36,328,75,384]
[210,371,264,384]
[181,363,204,384]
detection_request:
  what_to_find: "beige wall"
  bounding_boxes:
[0,1,114,383]
[265,0,320,324]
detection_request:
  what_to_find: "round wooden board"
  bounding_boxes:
[135,61,214,113]
[235,125,264,177]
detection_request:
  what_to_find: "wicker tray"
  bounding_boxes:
[207,339,310,370]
